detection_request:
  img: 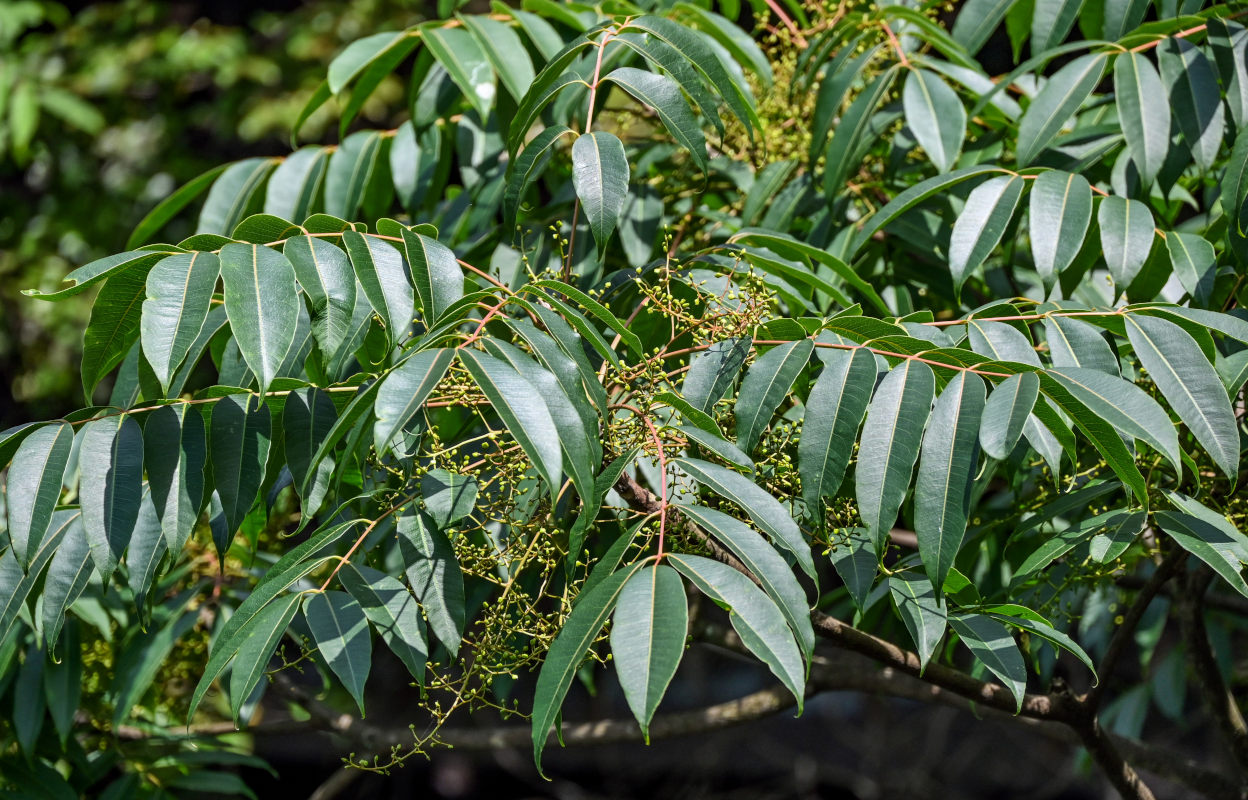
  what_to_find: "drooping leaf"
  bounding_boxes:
[284,235,357,360]
[458,349,563,498]
[41,514,90,652]
[198,158,275,236]
[504,125,574,229]
[228,593,301,723]
[139,252,220,393]
[282,387,338,516]
[218,243,300,394]
[531,561,645,774]
[342,563,428,684]
[125,487,168,609]
[678,458,814,580]
[979,372,1038,460]
[668,553,805,709]
[798,347,874,522]
[734,339,813,453]
[305,590,372,715]
[1158,38,1224,172]
[264,146,330,223]
[1097,197,1155,290]
[343,231,414,348]
[461,15,535,103]
[916,372,986,590]
[373,348,454,453]
[949,613,1027,712]
[400,229,464,324]
[1124,314,1239,480]
[824,67,899,196]
[856,361,936,549]
[324,130,384,221]
[5,421,72,568]
[1164,231,1217,307]
[571,131,630,254]
[1045,315,1120,375]
[144,404,206,553]
[950,175,1025,291]
[1017,54,1106,166]
[80,415,144,582]
[676,503,813,657]
[1031,0,1081,53]
[1045,366,1179,470]
[209,394,272,555]
[611,565,688,740]
[328,30,414,94]
[81,267,151,401]
[902,68,966,173]
[951,0,1016,54]
[1029,170,1092,282]
[889,571,946,670]
[682,337,752,414]
[397,510,465,656]
[603,67,707,171]
[1114,51,1170,186]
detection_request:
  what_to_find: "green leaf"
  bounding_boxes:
[572,131,630,254]
[1032,0,1082,53]
[676,503,813,657]
[968,319,1041,367]
[398,510,465,656]
[603,67,706,171]
[1012,508,1136,582]
[145,404,206,553]
[799,347,874,523]
[0,510,78,645]
[678,457,815,580]
[373,348,453,453]
[670,4,772,86]
[485,340,596,506]
[128,164,230,248]
[421,469,478,529]
[24,250,176,302]
[1017,54,1106,166]
[916,372,986,590]
[531,279,646,360]
[950,175,1025,291]
[1114,52,1170,186]
[291,80,331,147]
[421,23,497,120]
[305,590,372,715]
[126,488,168,609]
[1045,315,1119,375]
[219,243,300,394]
[264,146,329,223]
[531,560,645,774]
[1097,196,1155,290]
[611,564,688,740]
[952,0,1017,54]
[461,15,534,103]
[1101,0,1149,40]
[400,229,464,324]
[458,349,563,498]
[824,67,898,197]
[682,337,752,414]
[507,34,596,154]
[987,611,1097,681]
[1046,366,1179,470]
[856,361,936,549]
[342,563,428,684]
[283,387,338,515]
[668,553,804,709]
[140,252,220,393]
[979,372,1038,460]
[188,518,362,722]
[949,613,1026,712]
[1158,38,1224,172]
[80,415,144,582]
[504,125,574,229]
[1164,231,1217,306]
[613,31,723,138]
[734,339,812,453]
[284,235,357,360]
[228,593,300,723]
[1156,510,1248,597]
[889,571,946,670]
[343,231,413,347]
[198,158,275,236]
[903,68,966,173]
[209,394,272,555]
[829,528,877,610]
[328,31,413,94]
[42,515,91,651]
[1125,314,1237,479]
[324,130,383,221]
[82,267,152,400]
[6,421,72,567]
[676,425,754,471]
[850,166,1009,255]
[1029,171,1092,282]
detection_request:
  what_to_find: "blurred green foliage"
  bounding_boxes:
[0,0,431,425]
